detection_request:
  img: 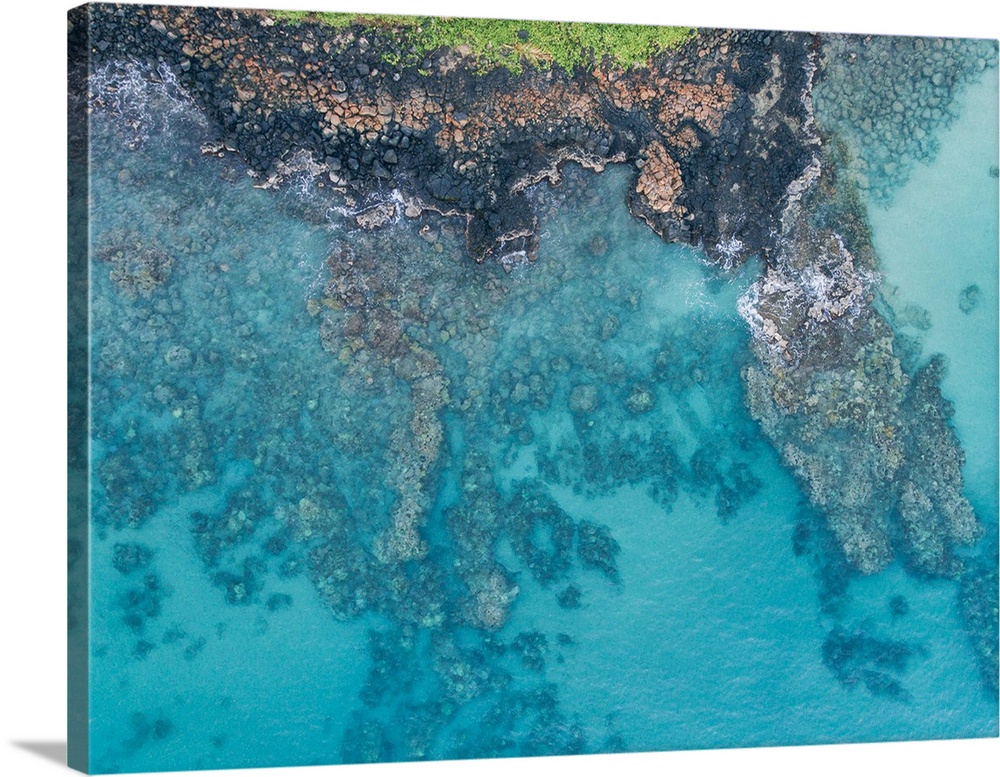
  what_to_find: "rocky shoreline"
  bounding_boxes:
[74,4,816,267]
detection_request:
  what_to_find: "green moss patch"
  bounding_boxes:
[269,9,695,73]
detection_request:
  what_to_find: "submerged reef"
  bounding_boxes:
[822,625,915,701]
[959,559,1000,699]
[76,3,999,764]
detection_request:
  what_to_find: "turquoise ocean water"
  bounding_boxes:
[85,53,999,773]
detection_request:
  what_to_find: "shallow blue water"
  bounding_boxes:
[84,53,999,773]
[868,67,1000,521]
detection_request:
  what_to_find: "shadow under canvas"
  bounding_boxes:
[12,741,68,767]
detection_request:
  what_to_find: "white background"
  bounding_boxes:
[2,1,997,775]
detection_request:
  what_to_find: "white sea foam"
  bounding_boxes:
[714,234,745,271]
[89,61,207,148]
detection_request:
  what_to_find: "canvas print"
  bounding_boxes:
[67,3,999,773]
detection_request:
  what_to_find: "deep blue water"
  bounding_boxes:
[84,49,999,773]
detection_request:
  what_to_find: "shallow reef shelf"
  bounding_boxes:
[68,4,1000,774]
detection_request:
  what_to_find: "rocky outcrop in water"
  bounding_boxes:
[739,127,983,576]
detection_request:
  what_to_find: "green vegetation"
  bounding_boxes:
[270,10,413,27]
[268,9,695,73]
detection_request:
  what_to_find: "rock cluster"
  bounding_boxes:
[95,228,174,298]
[814,34,999,201]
